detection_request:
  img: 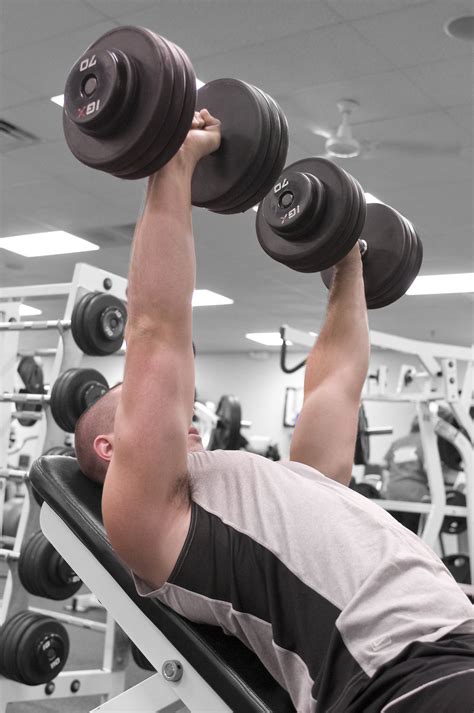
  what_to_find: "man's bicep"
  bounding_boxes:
[289,380,360,485]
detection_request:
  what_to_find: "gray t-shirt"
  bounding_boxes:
[134,449,474,712]
[384,432,428,501]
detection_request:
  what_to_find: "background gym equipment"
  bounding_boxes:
[256,158,423,308]
[18,530,82,600]
[0,291,127,357]
[16,357,46,428]
[0,367,109,433]
[441,554,471,585]
[63,25,288,213]
[0,611,70,685]
[437,406,474,471]
[130,641,155,671]
[207,395,242,450]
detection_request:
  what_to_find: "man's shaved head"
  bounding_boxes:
[75,384,122,484]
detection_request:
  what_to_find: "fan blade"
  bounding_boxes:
[370,140,464,157]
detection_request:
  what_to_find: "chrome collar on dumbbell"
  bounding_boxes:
[0,291,127,356]
[0,368,109,433]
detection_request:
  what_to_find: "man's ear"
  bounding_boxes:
[93,435,113,464]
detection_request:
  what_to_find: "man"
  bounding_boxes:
[74,111,474,713]
[382,417,428,533]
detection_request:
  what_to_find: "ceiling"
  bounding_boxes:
[0,0,473,352]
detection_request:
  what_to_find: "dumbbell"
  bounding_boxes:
[0,291,127,357]
[0,611,69,685]
[19,530,82,600]
[0,368,109,433]
[62,25,288,214]
[256,158,423,308]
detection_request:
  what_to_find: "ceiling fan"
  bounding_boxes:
[310,98,464,160]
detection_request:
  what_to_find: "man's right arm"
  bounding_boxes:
[290,245,370,485]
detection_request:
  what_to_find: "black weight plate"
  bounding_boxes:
[72,292,127,355]
[123,40,197,179]
[228,88,287,214]
[16,614,70,685]
[354,406,370,465]
[0,611,32,682]
[442,490,467,534]
[49,368,77,433]
[366,214,412,308]
[212,84,275,213]
[209,395,242,450]
[256,158,356,272]
[191,79,268,208]
[314,169,366,276]
[64,27,175,176]
[50,368,109,432]
[369,212,422,309]
[442,554,471,585]
[112,34,181,177]
[115,37,194,179]
[71,291,96,354]
[280,164,357,273]
[216,88,286,215]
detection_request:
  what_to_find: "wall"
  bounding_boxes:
[195,348,422,463]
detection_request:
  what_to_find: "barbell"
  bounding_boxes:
[62,26,289,214]
[256,158,423,308]
[0,368,109,433]
[0,291,127,357]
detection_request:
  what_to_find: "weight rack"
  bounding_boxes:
[0,264,130,711]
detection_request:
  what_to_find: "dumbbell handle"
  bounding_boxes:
[0,319,71,332]
[358,239,368,257]
[0,392,50,405]
[0,468,28,481]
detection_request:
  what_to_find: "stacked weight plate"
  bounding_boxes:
[63,26,197,179]
[321,203,423,308]
[191,78,289,214]
[256,158,366,272]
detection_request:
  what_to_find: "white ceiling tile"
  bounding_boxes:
[352,1,474,68]
[194,23,393,95]
[0,75,32,110]
[2,98,64,142]
[446,104,473,135]
[325,0,432,21]
[83,0,159,18]
[403,57,474,109]
[118,0,340,60]
[1,21,117,96]
[279,69,437,137]
[0,0,106,53]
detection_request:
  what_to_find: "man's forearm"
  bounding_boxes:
[305,246,370,399]
[126,156,196,338]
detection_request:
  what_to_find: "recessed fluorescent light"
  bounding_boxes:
[51,78,206,108]
[19,304,42,317]
[246,332,293,346]
[407,273,474,296]
[0,231,99,257]
[50,94,65,107]
[192,289,233,307]
[365,192,384,204]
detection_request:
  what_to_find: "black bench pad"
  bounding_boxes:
[30,456,295,713]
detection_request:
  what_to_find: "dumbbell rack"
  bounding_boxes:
[280,325,474,589]
[0,264,130,711]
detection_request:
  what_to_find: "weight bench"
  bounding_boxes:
[30,456,295,713]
